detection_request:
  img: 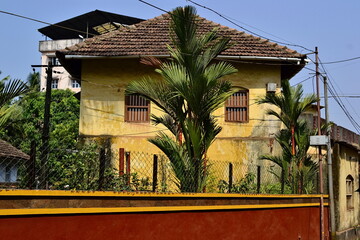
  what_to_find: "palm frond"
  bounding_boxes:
[0,79,28,107]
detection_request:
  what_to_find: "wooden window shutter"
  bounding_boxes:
[125,94,150,122]
[225,90,249,122]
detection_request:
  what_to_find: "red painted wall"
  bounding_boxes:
[0,207,329,240]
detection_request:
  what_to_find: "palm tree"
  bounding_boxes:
[258,80,317,194]
[126,6,237,192]
[258,80,317,155]
[0,71,28,128]
[27,71,40,92]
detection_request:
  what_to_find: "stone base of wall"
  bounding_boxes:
[336,226,360,240]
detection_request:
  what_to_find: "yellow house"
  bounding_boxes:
[57,12,307,166]
[331,124,360,239]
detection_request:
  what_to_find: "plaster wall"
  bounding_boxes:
[333,143,360,234]
[80,58,282,164]
[39,39,82,93]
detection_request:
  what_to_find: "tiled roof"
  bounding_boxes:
[61,13,304,59]
[0,140,29,160]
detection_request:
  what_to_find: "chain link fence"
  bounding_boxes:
[0,141,327,194]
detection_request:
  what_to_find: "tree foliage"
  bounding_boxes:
[258,81,318,194]
[1,89,79,151]
[126,6,237,192]
[0,71,28,130]
[26,71,40,92]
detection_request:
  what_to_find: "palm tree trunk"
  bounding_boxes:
[177,123,183,144]
[281,168,285,194]
[291,125,295,155]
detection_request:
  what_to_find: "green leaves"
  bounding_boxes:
[126,6,236,192]
[0,78,28,107]
[258,80,318,194]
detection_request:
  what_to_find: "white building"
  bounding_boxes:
[38,10,144,93]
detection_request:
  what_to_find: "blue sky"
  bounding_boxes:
[1,0,360,132]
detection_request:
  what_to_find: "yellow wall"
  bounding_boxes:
[333,143,360,232]
[80,58,282,164]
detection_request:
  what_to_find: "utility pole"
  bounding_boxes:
[324,76,336,238]
[315,46,325,240]
[32,61,53,189]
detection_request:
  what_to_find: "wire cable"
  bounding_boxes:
[185,0,314,53]
[319,57,360,123]
[291,76,314,87]
[320,56,360,65]
[318,60,360,133]
[0,10,98,37]
[138,0,316,76]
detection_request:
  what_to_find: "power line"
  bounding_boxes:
[319,57,360,120]
[320,56,360,65]
[138,0,316,76]
[318,59,360,133]
[0,10,98,37]
[2,1,316,80]
[321,95,360,98]
[291,76,314,87]
[185,0,314,53]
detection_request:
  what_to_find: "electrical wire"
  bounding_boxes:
[318,59,360,133]
[138,0,317,76]
[291,76,314,87]
[185,0,314,53]
[321,95,360,98]
[1,5,314,75]
[0,10,98,37]
[319,57,360,125]
[8,3,354,135]
[320,56,360,65]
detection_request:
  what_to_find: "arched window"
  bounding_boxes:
[346,175,354,210]
[225,89,249,122]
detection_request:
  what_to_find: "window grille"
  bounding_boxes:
[125,94,150,122]
[225,90,248,122]
[48,57,60,66]
[346,175,354,209]
[51,79,58,89]
[72,79,80,88]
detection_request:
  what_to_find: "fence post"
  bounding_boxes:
[257,165,261,193]
[152,154,158,192]
[126,152,131,186]
[228,163,233,193]
[27,141,36,189]
[119,148,125,176]
[98,148,105,190]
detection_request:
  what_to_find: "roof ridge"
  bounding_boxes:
[63,12,172,53]
[61,10,304,58]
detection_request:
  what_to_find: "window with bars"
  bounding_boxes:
[125,94,150,122]
[225,90,249,122]
[48,57,60,66]
[346,175,354,210]
[51,79,58,89]
[72,79,80,88]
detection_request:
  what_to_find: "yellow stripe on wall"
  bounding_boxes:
[0,203,329,216]
[0,189,329,199]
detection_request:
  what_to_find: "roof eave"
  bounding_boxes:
[61,53,307,81]
[64,54,171,59]
[63,54,305,62]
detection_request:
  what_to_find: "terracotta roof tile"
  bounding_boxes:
[0,140,29,160]
[61,13,304,58]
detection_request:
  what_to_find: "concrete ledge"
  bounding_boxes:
[336,226,360,240]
